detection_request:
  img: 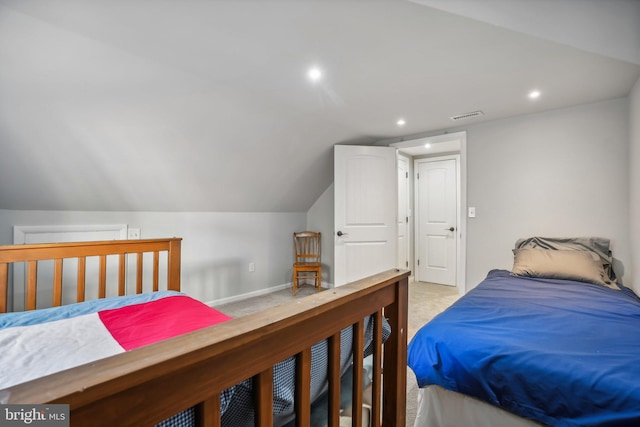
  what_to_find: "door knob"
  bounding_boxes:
[445,227,455,232]
[337,231,349,237]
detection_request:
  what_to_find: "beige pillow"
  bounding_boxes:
[512,248,616,289]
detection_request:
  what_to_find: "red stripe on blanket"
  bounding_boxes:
[98,296,232,351]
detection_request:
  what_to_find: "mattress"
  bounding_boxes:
[408,269,640,427]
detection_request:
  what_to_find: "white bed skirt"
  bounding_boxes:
[414,386,547,427]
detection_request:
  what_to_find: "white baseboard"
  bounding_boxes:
[204,282,332,307]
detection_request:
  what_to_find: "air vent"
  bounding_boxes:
[449,110,484,121]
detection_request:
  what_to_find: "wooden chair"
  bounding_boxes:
[292,231,322,296]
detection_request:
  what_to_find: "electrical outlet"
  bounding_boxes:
[468,207,476,218]
[128,228,141,239]
[249,262,255,272]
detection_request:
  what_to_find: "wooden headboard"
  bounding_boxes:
[0,238,182,313]
[0,238,409,426]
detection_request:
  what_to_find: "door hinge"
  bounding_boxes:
[406,216,409,223]
[406,171,408,178]
[417,259,420,266]
[406,261,409,268]
[417,173,419,179]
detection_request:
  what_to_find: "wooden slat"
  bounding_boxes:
[167,239,181,291]
[153,251,160,292]
[0,263,8,313]
[77,257,86,303]
[295,348,312,427]
[99,255,107,299]
[196,394,220,427]
[327,333,341,427]
[254,369,274,427]
[118,254,126,296]
[352,320,365,427]
[26,260,38,310]
[0,239,180,264]
[371,310,383,427]
[136,253,143,294]
[382,276,409,427]
[52,258,63,307]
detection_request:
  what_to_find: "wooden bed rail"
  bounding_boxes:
[0,238,182,313]
[1,268,410,427]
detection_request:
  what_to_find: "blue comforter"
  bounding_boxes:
[408,270,640,427]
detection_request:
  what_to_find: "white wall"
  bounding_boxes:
[0,210,306,304]
[415,0,640,66]
[629,76,640,292]
[466,98,630,288]
[306,183,334,285]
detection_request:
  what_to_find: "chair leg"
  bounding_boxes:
[292,270,297,296]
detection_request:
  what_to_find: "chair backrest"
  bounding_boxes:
[293,231,321,263]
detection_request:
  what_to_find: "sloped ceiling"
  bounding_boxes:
[0,0,638,212]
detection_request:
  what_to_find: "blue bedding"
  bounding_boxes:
[408,269,640,427]
[0,291,181,330]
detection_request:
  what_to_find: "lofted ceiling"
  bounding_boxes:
[0,0,638,212]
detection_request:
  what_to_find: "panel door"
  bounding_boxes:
[416,159,457,285]
[334,145,397,286]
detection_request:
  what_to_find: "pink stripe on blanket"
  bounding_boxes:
[98,296,232,351]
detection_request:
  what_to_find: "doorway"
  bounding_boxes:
[391,131,467,293]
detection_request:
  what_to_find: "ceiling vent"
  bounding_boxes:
[449,110,484,121]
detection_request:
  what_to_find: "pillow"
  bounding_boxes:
[512,248,618,289]
[514,236,616,282]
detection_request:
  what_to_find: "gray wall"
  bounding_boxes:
[465,98,630,289]
[306,183,335,285]
[0,210,306,303]
[308,98,633,292]
[629,76,640,292]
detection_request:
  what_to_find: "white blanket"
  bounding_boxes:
[0,313,124,389]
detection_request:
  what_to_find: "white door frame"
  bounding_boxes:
[414,155,460,287]
[397,153,412,272]
[391,131,467,294]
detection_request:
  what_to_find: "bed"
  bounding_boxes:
[408,237,640,427]
[0,238,409,427]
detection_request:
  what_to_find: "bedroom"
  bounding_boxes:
[0,0,640,425]
[1,0,638,300]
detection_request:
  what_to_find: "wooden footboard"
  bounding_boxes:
[0,238,408,427]
[0,238,182,313]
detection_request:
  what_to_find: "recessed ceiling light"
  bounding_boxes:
[424,143,431,149]
[397,119,406,126]
[528,90,541,99]
[307,67,322,82]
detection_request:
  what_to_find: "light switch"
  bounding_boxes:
[468,207,476,218]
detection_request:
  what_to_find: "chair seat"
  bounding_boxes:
[294,262,321,268]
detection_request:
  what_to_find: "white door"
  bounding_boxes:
[397,155,410,270]
[334,145,397,287]
[415,158,457,286]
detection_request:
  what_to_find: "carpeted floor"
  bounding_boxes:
[214,279,460,426]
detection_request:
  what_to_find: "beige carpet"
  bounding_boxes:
[214,280,460,426]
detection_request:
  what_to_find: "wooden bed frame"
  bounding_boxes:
[0,238,409,427]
